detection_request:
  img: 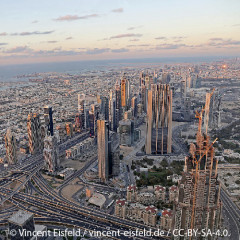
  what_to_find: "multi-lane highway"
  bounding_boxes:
[0,133,170,240]
[220,189,240,240]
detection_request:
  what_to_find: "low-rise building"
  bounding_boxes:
[160,209,173,230]
[154,185,166,202]
[127,185,137,202]
[169,186,178,202]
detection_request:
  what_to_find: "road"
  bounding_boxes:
[220,189,240,240]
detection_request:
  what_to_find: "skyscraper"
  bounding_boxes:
[109,90,116,131]
[78,93,85,129]
[121,75,130,111]
[44,105,54,136]
[145,84,172,154]
[27,113,43,155]
[78,93,85,113]
[172,108,222,240]
[43,135,59,172]
[97,120,109,182]
[89,104,99,137]
[5,128,17,164]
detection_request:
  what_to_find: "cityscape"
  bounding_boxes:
[0,1,240,240]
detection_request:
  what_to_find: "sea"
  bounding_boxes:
[0,56,228,83]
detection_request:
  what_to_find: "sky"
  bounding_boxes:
[0,0,240,65]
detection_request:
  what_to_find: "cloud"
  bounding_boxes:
[172,36,186,39]
[155,37,167,40]
[54,14,99,21]
[112,8,123,13]
[47,41,58,43]
[11,31,54,36]
[127,25,142,31]
[110,33,142,39]
[209,38,223,41]
[207,38,240,47]
[4,46,32,53]
[0,43,8,46]
[156,44,186,49]
[66,37,73,40]
[232,24,240,27]
[32,20,38,24]
[129,39,140,42]
[85,48,110,54]
[0,32,7,36]
[111,48,129,53]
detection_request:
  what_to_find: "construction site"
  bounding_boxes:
[173,89,222,240]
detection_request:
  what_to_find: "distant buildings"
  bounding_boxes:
[5,128,17,164]
[145,84,172,154]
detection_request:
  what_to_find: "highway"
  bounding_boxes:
[220,189,240,240]
[0,133,170,239]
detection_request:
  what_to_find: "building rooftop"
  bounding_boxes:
[116,199,126,206]
[8,210,33,226]
[162,209,173,217]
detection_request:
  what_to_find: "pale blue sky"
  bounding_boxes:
[0,0,240,65]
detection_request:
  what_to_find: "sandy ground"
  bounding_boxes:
[61,178,83,202]
[60,158,89,170]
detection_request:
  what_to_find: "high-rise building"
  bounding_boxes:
[172,108,222,240]
[145,84,172,154]
[109,91,116,131]
[78,93,85,129]
[131,96,137,117]
[78,93,85,113]
[65,122,73,137]
[204,89,221,132]
[119,119,134,146]
[89,104,99,138]
[100,96,109,121]
[5,128,17,164]
[121,76,130,111]
[97,120,109,182]
[75,113,81,132]
[43,135,59,172]
[8,210,35,240]
[43,105,54,136]
[115,83,122,128]
[27,113,44,155]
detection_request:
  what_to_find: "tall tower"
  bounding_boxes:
[173,108,222,240]
[115,83,122,128]
[27,113,43,155]
[78,94,85,129]
[97,120,109,182]
[43,135,59,172]
[109,90,116,131]
[121,76,129,111]
[145,84,172,154]
[44,106,54,136]
[5,128,17,164]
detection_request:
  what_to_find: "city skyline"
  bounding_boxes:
[0,0,240,65]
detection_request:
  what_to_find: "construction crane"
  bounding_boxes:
[189,88,217,237]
